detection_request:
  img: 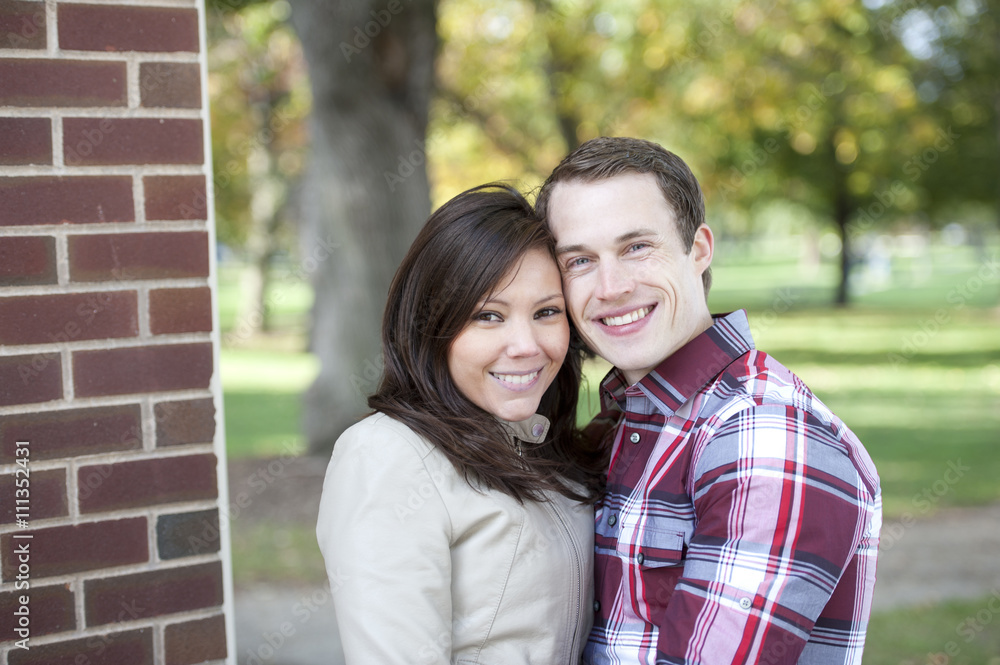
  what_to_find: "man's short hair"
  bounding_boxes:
[535,136,711,294]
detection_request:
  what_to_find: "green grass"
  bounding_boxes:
[221,345,318,459]
[230,522,327,586]
[864,595,1000,664]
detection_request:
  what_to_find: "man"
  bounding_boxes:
[536,137,882,665]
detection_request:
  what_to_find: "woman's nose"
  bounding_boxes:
[506,319,542,357]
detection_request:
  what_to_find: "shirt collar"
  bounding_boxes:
[601,309,755,416]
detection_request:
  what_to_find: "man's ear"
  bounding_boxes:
[691,224,714,275]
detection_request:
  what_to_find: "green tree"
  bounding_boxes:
[207,0,310,334]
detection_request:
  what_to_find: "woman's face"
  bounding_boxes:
[447,248,569,423]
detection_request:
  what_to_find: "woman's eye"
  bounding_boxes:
[535,307,563,319]
[475,311,502,322]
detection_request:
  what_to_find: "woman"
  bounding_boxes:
[316,183,604,664]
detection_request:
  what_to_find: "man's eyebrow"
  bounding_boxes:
[555,228,659,255]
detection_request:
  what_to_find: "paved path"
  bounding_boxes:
[232,501,1000,665]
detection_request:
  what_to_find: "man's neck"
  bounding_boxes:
[620,310,716,386]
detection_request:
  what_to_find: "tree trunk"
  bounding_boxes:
[289,0,437,454]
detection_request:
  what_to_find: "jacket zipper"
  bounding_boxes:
[548,499,583,661]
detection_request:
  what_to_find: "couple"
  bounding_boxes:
[316,137,883,664]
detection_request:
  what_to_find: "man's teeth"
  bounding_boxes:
[493,371,539,385]
[602,307,650,327]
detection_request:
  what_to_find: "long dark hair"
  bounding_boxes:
[369,183,603,503]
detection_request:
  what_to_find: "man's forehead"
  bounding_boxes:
[547,175,676,245]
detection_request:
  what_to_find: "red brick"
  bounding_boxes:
[0,585,74,641]
[0,468,67,524]
[8,628,152,665]
[85,562,223,627]
[140,62,201,108]
[164,614,227,665]
[0,117,51,165]
[1,517,147,581]
[149,287,212,335]
[0,1,46,50]
[0,59,126,107]
[63,117,203,166]
[0,353,62,407]
[0,236,57,286]
[143,175,207,221]
[78,453,217,513]
[59,4,198,53]
[0,176,133,226]
[73,342,213,397]
[155,398,215,447]
[0,291,138,345]
[157,509,220,560]
[68,230,208,282]
[0,404,141,463]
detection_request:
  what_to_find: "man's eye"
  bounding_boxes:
[567,257,590,268]
[628,242,650,252]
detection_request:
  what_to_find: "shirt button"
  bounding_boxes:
[739,597,752,610]
[629,432,640,444]
[593,600,601,612]
[531,423,545,437]
[636,553,645,565]
[607,514,617,527]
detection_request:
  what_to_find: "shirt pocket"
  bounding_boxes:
[616,519,687,568]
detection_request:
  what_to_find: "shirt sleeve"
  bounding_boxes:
[654,404,873,664]
[316,420,454,665]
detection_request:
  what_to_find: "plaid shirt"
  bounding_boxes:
[584,310,881,665]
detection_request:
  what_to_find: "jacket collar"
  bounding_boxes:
[499,413,551,445]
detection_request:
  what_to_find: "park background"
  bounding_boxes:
[207,0,1000,662]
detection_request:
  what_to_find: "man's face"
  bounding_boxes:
[547,172,714,385]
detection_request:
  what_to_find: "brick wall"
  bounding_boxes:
[0,1,231,663]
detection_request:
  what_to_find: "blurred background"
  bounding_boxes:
[205,0,1000,661]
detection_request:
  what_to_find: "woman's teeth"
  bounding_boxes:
[602,307,650,327]
[492,371,539,385]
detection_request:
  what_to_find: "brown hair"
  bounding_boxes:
[369,183,603,503]
[535,136,712,294]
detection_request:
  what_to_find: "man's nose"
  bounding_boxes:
[594,260,634,301]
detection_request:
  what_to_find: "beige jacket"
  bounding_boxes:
[316,412,594,664]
